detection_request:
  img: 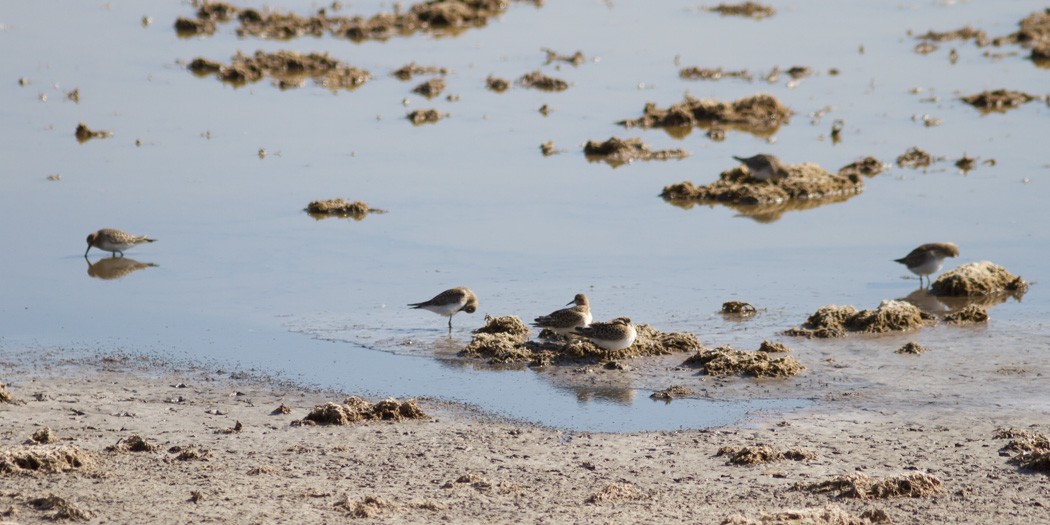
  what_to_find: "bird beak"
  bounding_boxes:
[565,300,574,306]
[84,245,92,257]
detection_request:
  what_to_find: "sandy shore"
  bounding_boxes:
[1,351,1048,525]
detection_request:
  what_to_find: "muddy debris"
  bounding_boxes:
[704,2,776,19]
[621,93,791,136]
[723,504,893,525]
[407,108,445,125]
[721,301,757,316]
[716,445,816,465]
[785,301,931,339]
[997,429,1050,474]
[297,396,428,425]
[187,50,371,90]
[800,473,944,499]
[29,495,93,521]
[75,123,113,143]
[915,26,990,45]
[584,137,689,167]
[168,446,213,462]
[66,88,80,103]
[271,404,292,415]
[106,434,159,453]
[523,324,698,365]
[955,155,977,172]
[0,383,19,404]
[518,70,569,91]
[412,77,446,98]
[336,495,390,518]
[896,147,933,169]
[485,75,509,92]
[176,0,511,41]
[960,89,1038,113]
[649,385,695,401]
[683,345,805,378]
[758,340,790,353]
[306,198,386,220]
[461,315,532,364]
[930,261,1027,297]
[895,342,929,355]
[941,304,989,324]
[586,482,645,504]
[914,42,938,55]
[392,62,448,81]
[540,141,558,156]
[837,156,886,178]
[0,445,92,474]
[30,427,57,444]
[543,48,585,66]
[660,160,863,207]
[679,67,754,82]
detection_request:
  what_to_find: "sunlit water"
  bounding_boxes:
[1,0,1047,431]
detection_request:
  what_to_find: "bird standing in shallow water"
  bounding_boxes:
[733,154,787,182]
[894,242,959,288]
[408,287,478,332]
[574,317,637,351]
[532,293,592,335]
[85,228,156,257]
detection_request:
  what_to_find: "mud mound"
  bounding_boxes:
[679,67,753,81]
[518,71,568,91]
[584,137,689,167]
[29,495,93,521]
[299,396,428,425]
[412,77,446,98]
[620,93,791,135]
[758,340,790,353]
[474,315,529,338]
[785,301,929,338]
[801,473,943,499]
[837,156,887,178]
[895,342,928,355]
[722,504,892,525]
[543,48,585,66]
[704,2,776,19]
[941,304,988,324]
[650,385,695,401]
[0,445,93,474]
[896,147,932,169]
[525,324,699,364]
[931,261,1027,296]
[684,346,805,378]
[306,198,386,220]
[586,482,644,504]
[995,428,1050,473]
[660,162,861,206]
[393,63,448,81]
[716,445,816,465]
[177,0,510,41]
[407,108,445,125]
[30,427,57,444]
[540,141,558,156]
[106,435,159,453]
[486,75,509,92]
[336,495,390,518]
[188,51,370,90]
[462,315,532,363]
[75,122,113,143]
[721,301,757,316]
[916,26,989,45]
[961,89,1037,112]
[0,383,19,404]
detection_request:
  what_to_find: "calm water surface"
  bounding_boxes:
[1,0,1048,430]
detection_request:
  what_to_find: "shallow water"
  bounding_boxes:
[1,0,1048,431]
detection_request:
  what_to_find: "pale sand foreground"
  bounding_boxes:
[1,353,1048,524]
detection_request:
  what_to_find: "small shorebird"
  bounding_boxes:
[408,287,478,331]
[894,242,959,287]
[85,228,156,257]
[532,293,592,335]
[733,154,787,182]
[574,317,637,351]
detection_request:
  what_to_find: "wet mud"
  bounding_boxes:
[896,147,934,169]
[0,383,17,404]
[176,0,514,42]
[74,123,112,143]
[407,109,446,125]
[649,385,695,401]
[583,137,689,167]
[913,9,1050,65]
[961,89,1038,113]
[620,94,791,137]
[392,62,449,81]
[679,67,753,82]
[799,473,944,499]
[517,71,569,91]
[930,261,1027,297]
[297,397,429,425]
[485,75,509,92]
[716,445,816,465]
[996,428,1050,474]
[539,141,558,156]
[306,199,387,220]
[941,304,989,324]
[543,48,585,66]
[721,301,757,316]
[0,445,93,474]
[895,342,929,355]
[683,345,805,378]
[723,505,891,525]
[704,2,776,20]
[27,495,93,522]
[412,77,446,98]
[105,434,159,453]
[785,301,932,339]
[188,51,370,90]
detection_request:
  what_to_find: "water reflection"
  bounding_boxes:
[663,192,857,223]
[899,288,1024,316]
[85,257,158,280]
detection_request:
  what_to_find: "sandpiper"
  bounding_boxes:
[894,242,959,287]
[85,228,156,257]
[733,154,787,182]
[532,293,592,335]
[574,317,637,351]
[408,287,478,331]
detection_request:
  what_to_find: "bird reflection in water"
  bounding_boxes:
[85,256,158,280]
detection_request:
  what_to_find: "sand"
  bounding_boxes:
[1,352,1047,524]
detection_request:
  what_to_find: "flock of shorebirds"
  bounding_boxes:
[84,219,958,350]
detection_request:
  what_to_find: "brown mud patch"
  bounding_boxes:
[412,77,446,98]
[0,383,20,404]
[30,427,57,445]
[758,340,790,353]
[716,445,816,465]
[335,495,391,518]
[995,428,1050,474]
[621,94,791,137]
[585,482,645,504]
[660,161,863,209]
[930,261,1027,297]
[649,385,695,401]
[837,156,887,178]
[0,445,93,474]
[679,67,754,82]
[543,48,585,66]
[187,51,370,90]
[896,146,933,169]
[912,10,1050,65]
[704,2,776,19]
[176,0,514,42]
[28,494,93,521]
[106,434,159,453]
[683,346,805,378]
[723,504,892,525]
[75,123,113,143]
[540,141,558,156]
[941,304,989,324]
[916,26,990,45]
[297,396,429,425]
[518,70,569,91]
[392,62,448,81]
[306,198,387,220]
[721,301,757,316]
[800,473,944,499]
[785,300,931,339]
[961,89,1038,113]
[407,108,446,125]
[895,342,928,355]
[584,137,689,167]
[486,75,509,92]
